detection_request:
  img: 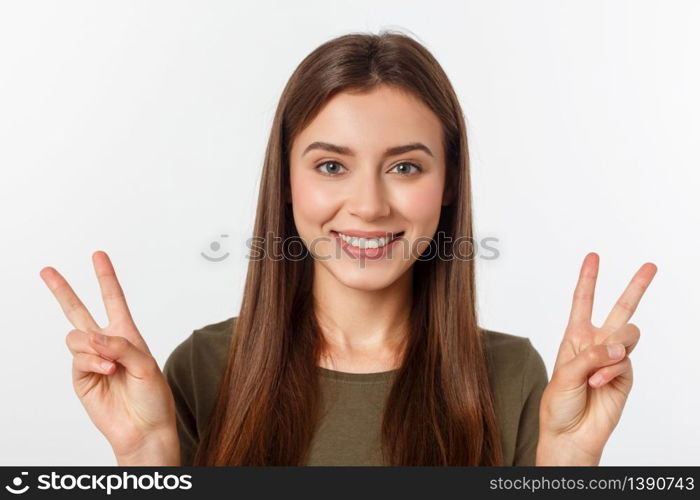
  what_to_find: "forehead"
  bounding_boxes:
[291,85,443,159]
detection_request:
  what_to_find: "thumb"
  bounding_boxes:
[89,332,159,379]
[553,342,627,388]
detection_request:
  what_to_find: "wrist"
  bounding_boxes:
[536,433,601,466]
[115,429,180,466]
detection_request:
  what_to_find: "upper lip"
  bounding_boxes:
[333,229,404,238]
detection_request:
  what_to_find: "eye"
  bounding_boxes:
[315,161,348,176]
[314,160,423,177]
[389,162,423,176]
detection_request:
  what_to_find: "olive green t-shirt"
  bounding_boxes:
[162,316,549,466]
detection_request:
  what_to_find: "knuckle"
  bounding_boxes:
[568,330,588,345]
[573,290,594,301]
[66,298,82,314]
[615,298,635,314]
[144,357,160,376]
[71,352,84,367]
[584,345,604,363]
[111,335,129,349]
[103,289,125,302]
[65,329,81,349]
[580,345,609,366]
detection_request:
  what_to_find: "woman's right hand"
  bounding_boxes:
[40,250,180,465]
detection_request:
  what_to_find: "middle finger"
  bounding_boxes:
[601,262,657,331]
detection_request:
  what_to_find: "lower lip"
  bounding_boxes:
[331,231,404,260]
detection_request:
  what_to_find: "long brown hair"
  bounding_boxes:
[194,30,504,466]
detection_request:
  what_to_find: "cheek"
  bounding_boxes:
[290,168,337,229]
[393,180,444,232]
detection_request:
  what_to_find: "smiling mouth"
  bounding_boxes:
[330,230,405,248]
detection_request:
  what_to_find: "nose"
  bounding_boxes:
[346,170,390,220]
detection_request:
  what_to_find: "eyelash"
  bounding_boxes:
[314,160,423,177]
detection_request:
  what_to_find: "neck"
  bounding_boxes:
[312,264,412,373]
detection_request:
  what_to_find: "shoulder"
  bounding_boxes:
[167,316,237,357]
[480,327,548,398]
[163,316,238,387]
[480,328,549,465]
[480,327,538,369]
[162,316,238,464]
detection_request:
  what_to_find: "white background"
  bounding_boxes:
[1,0,697,465]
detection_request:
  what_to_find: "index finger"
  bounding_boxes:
[40,266,101,334]
[602,262,658,331]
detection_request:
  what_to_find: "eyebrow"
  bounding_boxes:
[302,141,434,158]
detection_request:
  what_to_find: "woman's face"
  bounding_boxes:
[289,84,449,291]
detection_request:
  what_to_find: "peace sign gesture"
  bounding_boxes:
[536,252,658,465]
[40,251,179,465]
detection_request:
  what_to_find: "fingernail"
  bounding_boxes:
[607,343,625,358]
[590,374,604,386]
[93,332,108,346]
[100,361,114,371]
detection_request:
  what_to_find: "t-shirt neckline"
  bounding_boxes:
[317,365,397,383]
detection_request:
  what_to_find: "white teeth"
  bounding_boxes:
[337,232,396,249]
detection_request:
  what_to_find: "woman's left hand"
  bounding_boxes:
[536,252,657,465]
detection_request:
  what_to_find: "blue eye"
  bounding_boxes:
[315,161,347,176]
[314,161,423,177]
[389,162,422,175]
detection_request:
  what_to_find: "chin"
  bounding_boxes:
[329,263,404,292]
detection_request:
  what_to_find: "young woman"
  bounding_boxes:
[40,31,657,466]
